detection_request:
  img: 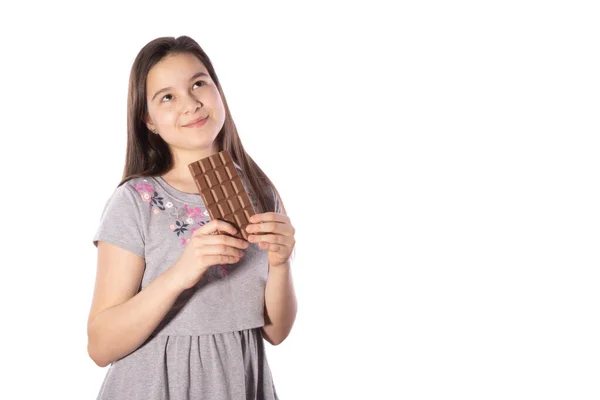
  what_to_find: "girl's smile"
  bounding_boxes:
[183,115,209,128]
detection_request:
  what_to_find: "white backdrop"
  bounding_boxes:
[0,1,598,399]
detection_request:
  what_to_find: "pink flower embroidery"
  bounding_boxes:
[134,183,153,193]
[219,265,228,277]
[184,205,203,219]
[169,224,175,230]
[140,192,151,202]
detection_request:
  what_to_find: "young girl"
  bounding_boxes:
[87,36,297,400]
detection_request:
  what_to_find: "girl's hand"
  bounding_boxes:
[245,212,295,267]
[169,219,249,291]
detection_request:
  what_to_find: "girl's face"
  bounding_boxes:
[144,52,225,154]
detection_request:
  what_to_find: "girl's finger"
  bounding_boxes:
[194,219,238,237]
[248,234,294,247]
[249,212,288,223]
[246,221,294,235]
[259,241,281,251]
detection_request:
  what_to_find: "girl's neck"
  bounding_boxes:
[164,144,220,185]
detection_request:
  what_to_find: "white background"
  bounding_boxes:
[0,1,598,399]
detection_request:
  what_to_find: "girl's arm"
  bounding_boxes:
[261,260,297,345]
[261,201,298,345]
[87,241,183,367]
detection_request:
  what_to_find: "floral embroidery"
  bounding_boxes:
[131,179,230,280]
[173,220,190,236]
[171,207,209,242]
[169,206,187,219]
[203,263,229,281]
[185,205,203,219]
[134,182,165,210]
[219,265,229,277]
[135,182,153,193]
[171,206,210,242]
[149,192,165,210]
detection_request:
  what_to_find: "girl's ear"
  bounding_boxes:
[143,114,155,132]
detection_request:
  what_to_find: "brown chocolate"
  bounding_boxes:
[188,150,256,240]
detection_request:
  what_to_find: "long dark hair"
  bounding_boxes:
[119,35,283,215]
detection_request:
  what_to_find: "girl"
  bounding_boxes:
[87,36,297,400]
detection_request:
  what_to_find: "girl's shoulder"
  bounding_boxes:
[100,176,160,211]
[119,175,155,187]
[117,176,159,193]
[118,176,164,206]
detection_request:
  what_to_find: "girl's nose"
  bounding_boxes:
[181,93,203,114]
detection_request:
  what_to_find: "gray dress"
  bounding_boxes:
[92,166,280,400]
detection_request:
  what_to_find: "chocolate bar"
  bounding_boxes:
[188,150,256,241]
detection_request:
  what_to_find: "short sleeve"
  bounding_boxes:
[92,183,145,258]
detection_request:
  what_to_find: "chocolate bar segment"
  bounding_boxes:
[188,150,256,240]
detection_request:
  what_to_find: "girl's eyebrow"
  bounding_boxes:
[151,72,209,101]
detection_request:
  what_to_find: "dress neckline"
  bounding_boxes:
[151,176,204,205]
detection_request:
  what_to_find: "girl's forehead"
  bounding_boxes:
[146,55,209,92]
[152,53,205,76]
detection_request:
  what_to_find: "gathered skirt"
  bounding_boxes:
[96,327,279,400]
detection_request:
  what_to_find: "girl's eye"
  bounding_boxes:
[160,81,205,103]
